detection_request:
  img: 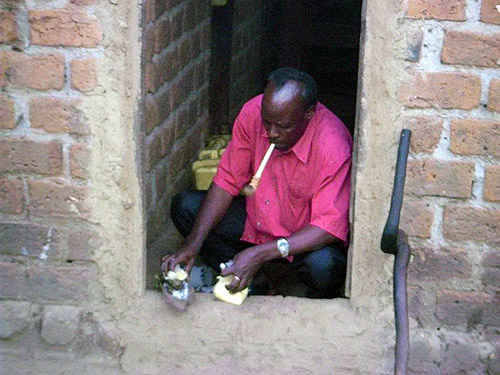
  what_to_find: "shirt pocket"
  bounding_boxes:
[288,173,313,201]
[280,195,310,232]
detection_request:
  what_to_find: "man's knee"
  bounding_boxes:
[303,246,346,289]
[171,191,205,219]
[171,191,206,236]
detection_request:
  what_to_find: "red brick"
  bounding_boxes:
[146,132,163,171]
[483,251,500,268]
[1,51,64,91]
[29,179,90,218]
[450,119,500,157]
[0,95,16,129]
[484,165,500,202]
[155,90,171,126]
[482,252,500,288]
[70,143,90,179]
[174,106,189,140]
[481,0,500,24]
[67,227,101,261]
[144,0,155,22]
[145,62,156,93]
[153,0,168,20]
[0,11,17,43]
[160,119,175,156]
[200,21,210,51]
[409,247,470,281]
[405,116,442,153]
[70,58,97,92]
[443,204,500,243]
[179,36,192,67]
[0,139,63,175]
[144,25,156,63]
[30,97,89,135]
[154,164,168,201]
[0,222,60,258]
[441,339,486,374]
[144,0,175,23]
[436,290,500,326]
[406,160,474,198]
[146,197,168,245]
[441,31,500,67]
[29,10,102,47]
[0,178,23,214]
[488,79,500,112]
[399,72,481,109]
[0,52,8,88]
[406,0,466,21]
[401,200,433,238]
[170,8,184,42]
[154,18,170,54]
[407,336,441,375]
[0,261,29,299]
[183,0,197,32]
[167,142,189,179]
[28,264,96,302]
[145,96,160,134]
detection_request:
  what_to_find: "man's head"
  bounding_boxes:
[261,67,318,151]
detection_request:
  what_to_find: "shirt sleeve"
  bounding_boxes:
[309,155,351,244]
[212,106,254,196]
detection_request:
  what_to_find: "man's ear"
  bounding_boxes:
[304,104,315,122]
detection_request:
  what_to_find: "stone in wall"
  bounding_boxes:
[0,301,34,339]
[41,305,81,345]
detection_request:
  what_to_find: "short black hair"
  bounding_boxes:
[267,67,318,108]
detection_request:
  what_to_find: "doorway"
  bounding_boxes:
[143,0,363,289]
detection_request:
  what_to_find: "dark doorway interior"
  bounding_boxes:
[261,0,362,134]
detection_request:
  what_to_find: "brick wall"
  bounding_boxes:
[227,0,265,125]
[143,0,211,287]
[399,1,500,373]
[0,0,122,361]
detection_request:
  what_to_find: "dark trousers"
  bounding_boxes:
[171,190,347,298]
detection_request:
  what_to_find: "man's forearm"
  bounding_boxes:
[184,182,235,250]
[250,225,340,263]
[221,225,341,292]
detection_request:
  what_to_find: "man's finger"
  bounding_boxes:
[225,274,241,292]
[161,256,172,272]
[220,265,234,277]
[186,258,195,274]
[168,260,177,271]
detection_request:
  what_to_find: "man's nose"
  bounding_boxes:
[268,125,279,139]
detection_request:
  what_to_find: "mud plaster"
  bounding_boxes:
[81,0,408,373]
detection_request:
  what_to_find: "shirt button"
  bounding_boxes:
[265,200,269,205]
[257,222,261,227]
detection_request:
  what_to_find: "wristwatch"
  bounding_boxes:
[276,238,290,258]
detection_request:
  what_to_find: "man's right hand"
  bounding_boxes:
[161,183,235,275]
[161,244,199,274]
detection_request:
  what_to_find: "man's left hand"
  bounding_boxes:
[220,247,263,293]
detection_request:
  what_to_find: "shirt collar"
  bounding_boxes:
[289,118,315,164]
[260,122,314,164]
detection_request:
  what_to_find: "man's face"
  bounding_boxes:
[261,81,314,151]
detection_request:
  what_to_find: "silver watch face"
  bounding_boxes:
[277,238,289,256]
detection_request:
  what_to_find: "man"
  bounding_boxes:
[162,67,352,298]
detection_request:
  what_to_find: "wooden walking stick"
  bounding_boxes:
[242,143,275,197]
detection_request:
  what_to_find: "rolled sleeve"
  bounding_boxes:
[212,107,253,196]
[309,155,351,244]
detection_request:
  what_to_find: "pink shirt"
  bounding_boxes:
[213,94,352,248]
